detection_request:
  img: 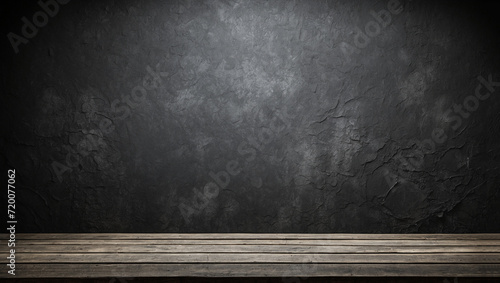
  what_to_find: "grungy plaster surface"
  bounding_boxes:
[1,0,500,232]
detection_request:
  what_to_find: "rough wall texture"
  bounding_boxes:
[1,0,499,233]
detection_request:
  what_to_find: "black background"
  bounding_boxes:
[1,0,500,233]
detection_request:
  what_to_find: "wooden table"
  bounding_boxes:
[2,233,500,278]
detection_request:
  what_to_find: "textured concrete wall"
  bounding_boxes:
[1,0,500,232]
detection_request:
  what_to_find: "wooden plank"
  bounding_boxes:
[16,239,500,246]
[6,233,500,240]
[14,244,500,253]
[8,253,500,264]
[3,263,500,278]
[3,233,500,278]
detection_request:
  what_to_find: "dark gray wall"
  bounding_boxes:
[1,0,500,233]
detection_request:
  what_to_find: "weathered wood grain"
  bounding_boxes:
[2,233,499,278]
[8,263,500,278]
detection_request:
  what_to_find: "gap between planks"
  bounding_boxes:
[12,244,500,253]
[5,233,500,240]
[15,239,500,246]
[7,253,500,264]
